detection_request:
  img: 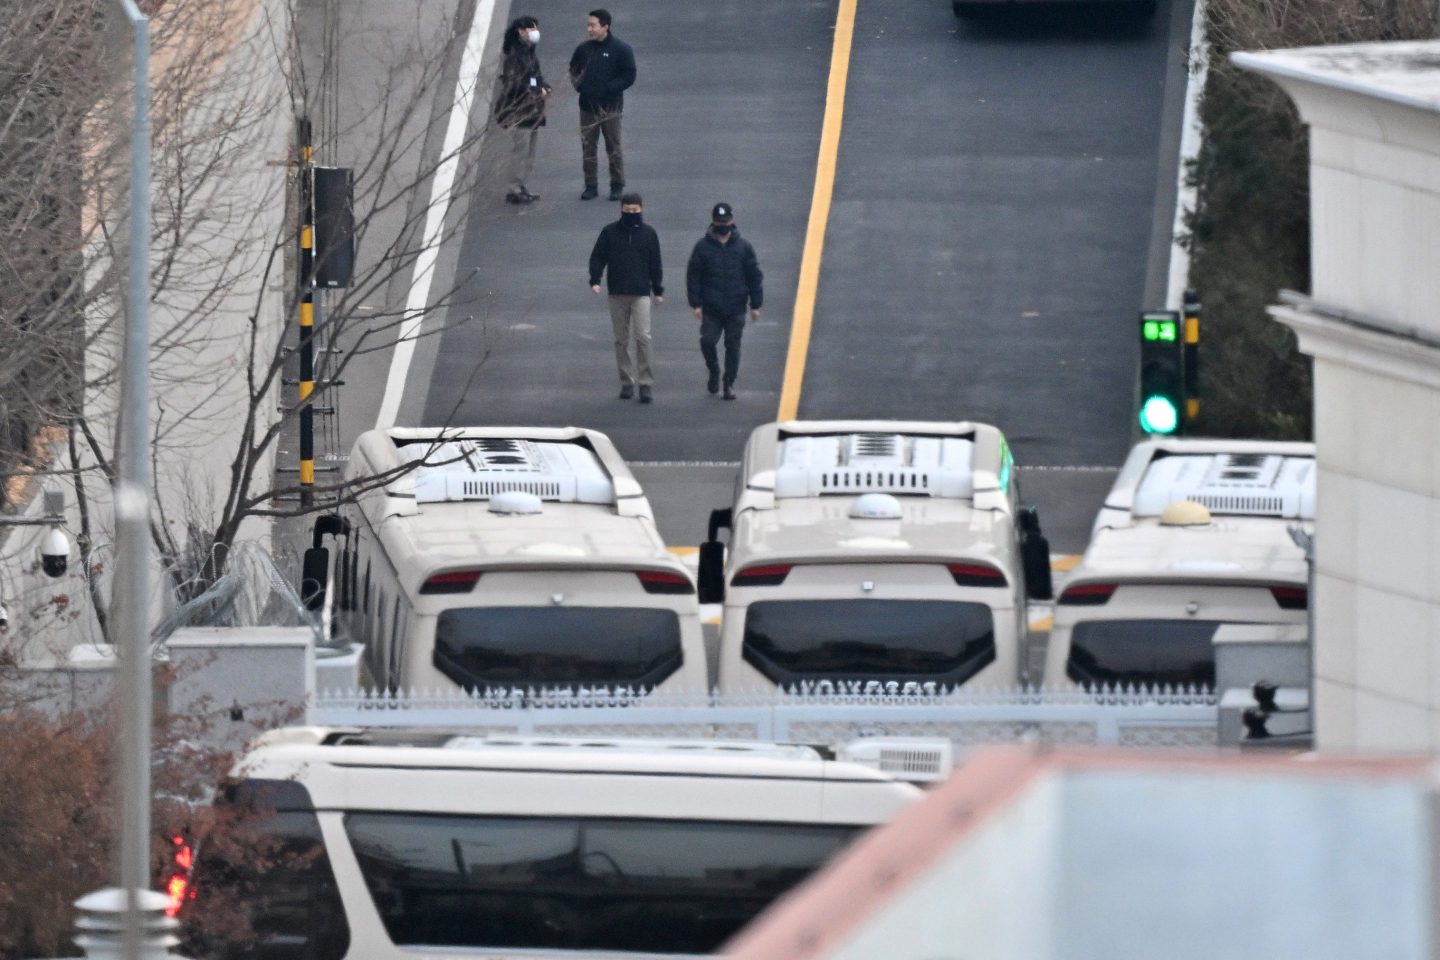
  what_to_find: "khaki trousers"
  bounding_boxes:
[608,294,653,386]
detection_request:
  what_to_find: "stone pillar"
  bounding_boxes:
[1235,42,1440,752]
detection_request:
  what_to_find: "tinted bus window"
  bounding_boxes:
[1067,619,1227,688]
[183,782,349,960]
[433,607,683,690]
[742,599,995,687]
[345,813,858,954]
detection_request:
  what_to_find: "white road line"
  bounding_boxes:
[375,0,496,429]
[1165,0,1209,310]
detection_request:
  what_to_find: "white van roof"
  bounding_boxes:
[236,729,921,822]
[728,420,1018,568]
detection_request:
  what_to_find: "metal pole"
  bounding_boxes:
[1182,289,1201,431]
[110,4,153,960]
[298,118,315,509]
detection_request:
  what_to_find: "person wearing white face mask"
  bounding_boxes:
[495,16,550,204]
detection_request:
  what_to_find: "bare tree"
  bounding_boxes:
[1,0,509,652]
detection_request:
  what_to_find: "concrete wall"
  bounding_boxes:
[740,757,1436,960]
[1,0,293,663]
[1236,43,1440,752]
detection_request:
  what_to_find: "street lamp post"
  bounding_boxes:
[109,3,154,960]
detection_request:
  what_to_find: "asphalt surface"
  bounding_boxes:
[372,0,1196,553]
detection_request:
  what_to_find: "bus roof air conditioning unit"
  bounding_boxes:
[774,433,976,499]
[412,439,616,505]
[1133,453,1315,520]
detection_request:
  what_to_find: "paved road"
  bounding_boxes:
[368,0,1194,553]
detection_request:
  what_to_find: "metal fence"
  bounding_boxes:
[309,686,1220,750]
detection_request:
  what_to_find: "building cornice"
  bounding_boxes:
[1269,291,1440,389]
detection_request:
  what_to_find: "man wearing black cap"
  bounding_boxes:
[685,203,763,400]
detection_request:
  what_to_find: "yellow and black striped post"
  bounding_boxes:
[298,117,316,509]
[1182,288,1201,430]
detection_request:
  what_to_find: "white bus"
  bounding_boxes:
[306,427,707,696]
[179,728,923,960]
[697,420,1052,694]
[1042,438,1314,690]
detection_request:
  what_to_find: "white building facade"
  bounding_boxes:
[1236,43,1440,751]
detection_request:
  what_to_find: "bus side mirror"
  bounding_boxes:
[301,546,329,611]
[698,540,726,604]
[707,507,733,542]
[1019,506,1053,601]
[312,513,349,547]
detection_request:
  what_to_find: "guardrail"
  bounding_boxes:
[309,685,1220,750]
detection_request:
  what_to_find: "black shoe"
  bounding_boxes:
[723,384,736,401]
[706,370,720,395]
[638,385,652,404]
[608,184,625,201]
[581,185,599,200]
[619,384,633,399]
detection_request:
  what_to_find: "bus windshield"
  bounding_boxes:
[434,606,683,691]
[1066,618,1236,688]
[742,599,995,687]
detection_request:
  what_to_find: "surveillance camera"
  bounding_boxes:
[40,526,70,579]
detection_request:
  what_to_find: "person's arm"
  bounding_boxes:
[569,44,586,90]
[744,242,764,312]
[608,41,637,95]
[589,229,608,291]
[649,230,664,299]
[686,244,704,316]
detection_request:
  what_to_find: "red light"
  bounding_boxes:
[1270,586,1308,610]
[164,837,194,918]
[731,564,792,587]
[636,570,695,595]
[420,570,482,594]
[1058,582,1117,605]
[947,563,1006,587]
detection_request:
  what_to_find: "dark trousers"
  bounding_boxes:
[700,312,745,385]
[580,108,623,187]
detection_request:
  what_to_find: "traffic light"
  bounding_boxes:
[1138,310,1183,435]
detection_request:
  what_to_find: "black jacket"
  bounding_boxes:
[589,220,663,296]
[686,229,763,317]
[494,45,549,129]
[568,34,636,113]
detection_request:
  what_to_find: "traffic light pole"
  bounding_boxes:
[1182,289,1201,430]
[297,118,315,509]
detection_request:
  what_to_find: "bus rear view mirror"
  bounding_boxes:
[697,541,726,604]
[301,546,330,611]
[1019,506,1053,601]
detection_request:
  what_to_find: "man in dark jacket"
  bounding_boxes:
[568,9,636,201]
[590,193,664,403]
[686,203,763,401]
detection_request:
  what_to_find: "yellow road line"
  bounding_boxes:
[1051,554,1082,572]
[668,545,699,557]
[1028,615,1054,633]
[777,0,858,422]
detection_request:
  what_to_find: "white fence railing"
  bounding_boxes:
[309,686,1220,750]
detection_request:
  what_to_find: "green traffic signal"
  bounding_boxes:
[1138,310,1185,435]
[1139,395,1180,435]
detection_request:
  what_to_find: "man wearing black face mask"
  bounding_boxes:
[686,203,763,400]
[589,193,664,402]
